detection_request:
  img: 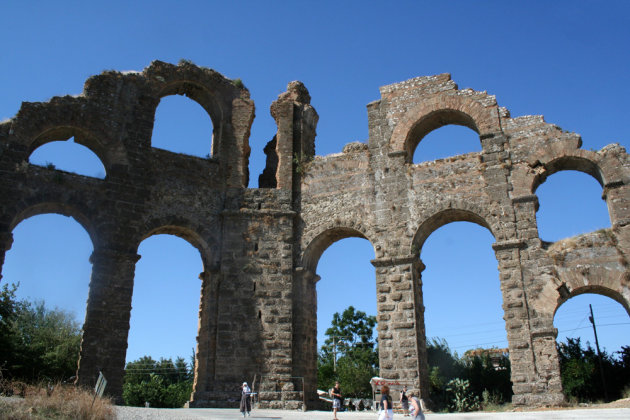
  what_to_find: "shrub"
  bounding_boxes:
[0,382,114,420]
[445,378,480,412]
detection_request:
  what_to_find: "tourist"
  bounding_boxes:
[399,385,409,416]
[378,385,394,420]
[240,382,251,417]
[407,390,425,420]
[331,381,343,420]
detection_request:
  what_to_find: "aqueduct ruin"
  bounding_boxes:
[0,61,628,408]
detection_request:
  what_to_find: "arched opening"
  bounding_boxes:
[1,213,93,381]
[151,95,214,158]
[316,237,377,399]
[536,170,610,242]
[127,234,202,362]
[29,137,106,178]
[554,292,630,402]
[412,124,481,164]
[420,221,512,408]
[294,228,378,402]
[124,234,203,407]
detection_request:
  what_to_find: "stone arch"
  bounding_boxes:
[139,217,218,271]
[554,282,630,318]
[135,218,220,398]
[9,201,97,247]
[301,224,378,275]
[528,152,625,235]
[16,125,128,174]
[389,95,501,162]
[152,82,222,157]
[412,203,497,253]
[140,60,255,187]
[294,224,378,407]
[530,153,608,192]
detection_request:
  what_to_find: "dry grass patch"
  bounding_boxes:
[0,382,115,420]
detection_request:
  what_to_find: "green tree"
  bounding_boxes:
[557,337,629,402]
[426,339,512,411]
[426,338,463,409]
[123,355,193,408]
[1,289,81,382]
[0,283,23,371]
[317,306,378,398]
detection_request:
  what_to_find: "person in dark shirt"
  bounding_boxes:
[331,381,342,420]
[400,385,409,416]
[378,384,394,420]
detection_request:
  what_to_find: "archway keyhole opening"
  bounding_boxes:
[535,170,611,243]
[1,213,93,382]
[127,233,204,386]
[312,236,378,398]
[151,94,215,158]
[553,292,630,402]
[420,221,513,406]
[410,118,481,165]
[29,136,107,179]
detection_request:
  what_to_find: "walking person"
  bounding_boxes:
[399,385,409,416]
[407,390,425,420]
[378,385,394,420]
[240,381,251,417]
[331,381,343,420]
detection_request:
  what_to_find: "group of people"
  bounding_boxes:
[240,379,425,419]
[331,382,425,420]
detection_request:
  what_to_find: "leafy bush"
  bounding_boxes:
[445,378,480,412]
[123,355,192,408]
[557,337,630,402]
[0,283,81,383]
[426,339,511,411]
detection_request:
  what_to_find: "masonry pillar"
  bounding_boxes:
[0,231,13,282]
[292,267,320,408]
[493,239,564,406]
[371,255,429,401]
[77,247,140,403]
[191,269,220,401]
[605,182,630,306]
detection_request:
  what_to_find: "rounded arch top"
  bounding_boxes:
[29,126,128,175]
[138,217,219,273]
[553,284,630,319]
[302,226,377,277]
[529,149,625,194]
[9,202,98,249]
[141,60,252,129]
[412,205,496,255]
[388,93,502,162]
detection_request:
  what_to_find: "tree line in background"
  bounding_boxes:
[122,355,193,408]
[557,337,630,403]
[0,282,193,407]
[2,286,629,410]
[317,305,630,412]
[0,283,80,383]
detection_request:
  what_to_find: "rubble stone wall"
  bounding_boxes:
[0,62,628,409]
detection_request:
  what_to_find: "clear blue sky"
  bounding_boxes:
[1,1,629,370]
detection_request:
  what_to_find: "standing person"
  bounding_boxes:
[331,381,343,420]
[407,390,425,420]
[240,382,251,417]
[378,385,394,420]
[399,385,409,416]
